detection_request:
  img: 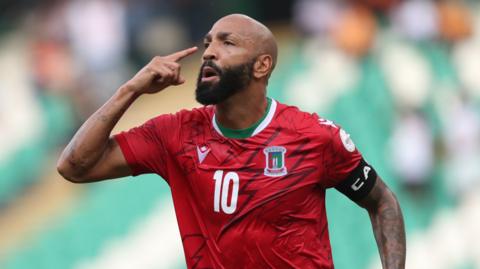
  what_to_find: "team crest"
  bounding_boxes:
[263,146,287,177]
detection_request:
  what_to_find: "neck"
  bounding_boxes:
[215,83,267,130]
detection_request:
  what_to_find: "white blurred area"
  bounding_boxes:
[75,200,184,269]
[0,33,44,162]
[390,111,434,189]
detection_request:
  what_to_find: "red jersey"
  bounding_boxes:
[115,99,363,269]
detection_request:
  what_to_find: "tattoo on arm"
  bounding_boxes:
[358,178,406,269]
[65,137,96,173]
[96,113,110,123]
[58,86,138,181]
[64,111,113,174]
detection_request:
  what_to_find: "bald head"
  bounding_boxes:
[217,14,277,68]
[210,14,278,73]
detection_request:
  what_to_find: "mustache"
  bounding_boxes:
[200,60,222,75]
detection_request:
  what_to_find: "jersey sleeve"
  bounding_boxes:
[319,124,363,188]
[114,113,179,180]
[315,118,377,201]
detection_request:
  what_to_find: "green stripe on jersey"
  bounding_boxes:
[215,97,272,139]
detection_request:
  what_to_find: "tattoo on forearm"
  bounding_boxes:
[64,112,112,173]
[362,179,406,269]
[66,139,91,172]
[59,89,136,180]
[376,199,406,268]
[96,113,110,123]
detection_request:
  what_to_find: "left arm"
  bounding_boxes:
[357,176,406,269]
[319,122,405,267]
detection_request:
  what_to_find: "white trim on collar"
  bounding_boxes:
[252,99,277,136]
[212,113,223,136]
[212,99,277,138]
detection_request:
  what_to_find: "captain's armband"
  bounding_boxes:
[335,159,377,202]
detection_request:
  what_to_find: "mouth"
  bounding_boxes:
[201,66,220,83]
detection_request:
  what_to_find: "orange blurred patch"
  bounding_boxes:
[332,6,377,57]
[437,1,473,42]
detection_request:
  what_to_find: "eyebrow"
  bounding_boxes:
[203,31,234,42]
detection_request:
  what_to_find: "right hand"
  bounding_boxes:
[124,46,198,95]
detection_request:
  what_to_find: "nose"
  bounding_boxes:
[202,44,217,61]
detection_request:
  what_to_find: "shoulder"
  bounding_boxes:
[275,100,337,140]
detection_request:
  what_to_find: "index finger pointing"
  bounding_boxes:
[166,46,198,62]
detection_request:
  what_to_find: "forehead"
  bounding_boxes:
[206,18,256,41]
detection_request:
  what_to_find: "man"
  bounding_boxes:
[57,14,406,268]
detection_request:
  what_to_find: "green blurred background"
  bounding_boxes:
[1,0,480,268]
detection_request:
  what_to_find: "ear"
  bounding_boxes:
[252,54,273,80]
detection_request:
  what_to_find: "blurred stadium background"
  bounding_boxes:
[1,0,480,268]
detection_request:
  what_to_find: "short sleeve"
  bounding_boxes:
[319,123,363,188]
[114,114,179,180]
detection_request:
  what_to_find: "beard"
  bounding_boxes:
[195,59,255,105]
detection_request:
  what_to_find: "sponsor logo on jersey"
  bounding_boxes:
[196,145,211,164]
[340,129,355,152]
[263,146,287,177]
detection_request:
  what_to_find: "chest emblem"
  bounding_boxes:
[263,146,287,177]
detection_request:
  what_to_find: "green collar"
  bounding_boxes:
[213,98,274,139]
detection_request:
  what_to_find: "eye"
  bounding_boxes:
[224,40,235,46]
[204,42,210,48]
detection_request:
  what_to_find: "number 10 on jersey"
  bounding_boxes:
[213,170,239,214]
